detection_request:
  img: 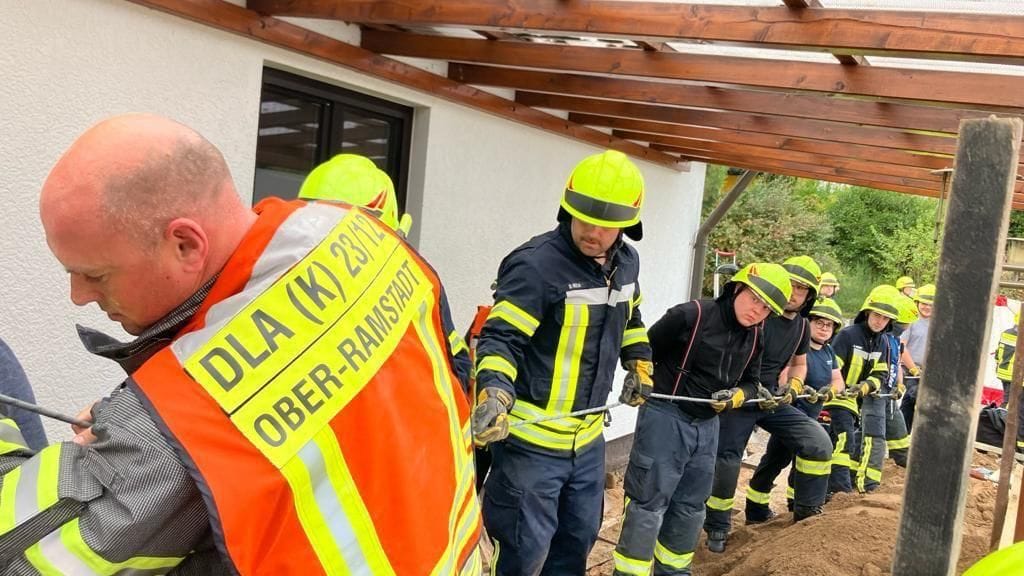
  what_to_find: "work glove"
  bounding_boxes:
[908,366,921,377]
[710,388,745,413]
[778,376,804,405]
[893,382,907,401]
[619,359,654,407]
[816,386,837,403]
[845,381,876,400]
[472,387,513,447]
[756,383,779,411]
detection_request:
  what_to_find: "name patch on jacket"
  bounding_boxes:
[183,209,432,467]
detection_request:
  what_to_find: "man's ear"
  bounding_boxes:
[165,218,209,273]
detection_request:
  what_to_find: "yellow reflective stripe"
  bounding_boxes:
[654,541,693,569]
[549,304,589,413]
[886,437,911,451]
[786,486,795,500]
[795,456,832,476]
[490,541,500,576]
[621,327,649,348]
[1001,333,1018,346]
[477,355,517,382]
[0,419,27,451]
[856,436,874,492]
[508,400,604,452]
[824,397,859,413]
[487,301,540,337]
[1017,440,1024,448]
[414,300,480,576]
[746,486,772,504]
[459,546,482,576]
[831,454,852,468]
[613,550,653,575]
[831,432,851,469]
[706,495,734,511]
[26,517,183,575]
[865,467,883,482]
[0,444,62,538]
[448,330,469,356]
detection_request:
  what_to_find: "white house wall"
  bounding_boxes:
[0,0,704,441]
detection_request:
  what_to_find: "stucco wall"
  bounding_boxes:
[0,0,705,441]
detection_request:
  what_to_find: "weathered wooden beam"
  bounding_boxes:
[449,64,986,134]
[594,122,953,170]
[630,132,943,183]
[893,116,1023,575]
[519,92,961,155]
[362,31,1024,109]
[125,0,682,169]
[781,0,868,65]
[252,0,1024,63]
[651,144,942,192]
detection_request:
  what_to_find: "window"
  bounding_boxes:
[253,68,414,209]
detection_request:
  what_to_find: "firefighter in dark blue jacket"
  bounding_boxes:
[471,150,654,575]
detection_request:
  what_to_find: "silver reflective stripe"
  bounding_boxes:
[13,456,41,529]
[35,529,98,575]
[0,420,27,448]
[298,440,368,574]
[171,203,349,362]
[608,283,635,306]
[564,287,608,306]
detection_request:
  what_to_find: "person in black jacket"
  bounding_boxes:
[472,150,653,576]
[611,263,791,576]
[704,256,834,553]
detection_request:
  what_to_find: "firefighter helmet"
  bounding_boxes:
[727,263,793,316]
[559,150,645,240]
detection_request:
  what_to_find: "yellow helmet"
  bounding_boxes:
[299,154,412,235]
[819,272,839,288]
[728,263,793,316]
[896,294,919,324]
[895,276,916,291]
[560,150,645,240]
[915,283,936,305]
[810,297,844,329]
[860,284,902,322]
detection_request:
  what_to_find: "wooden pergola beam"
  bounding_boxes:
[125,0,682,170]
[448,64,982,134]
[616,130,944,182]
[571,114,952,170]
[518,92,962,156]
[361,30,1024,109]
[251,0,1024,63]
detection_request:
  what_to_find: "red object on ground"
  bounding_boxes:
[996,294,1008,307]
[981,387,1004,406]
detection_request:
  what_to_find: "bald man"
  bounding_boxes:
[0,115,481,575]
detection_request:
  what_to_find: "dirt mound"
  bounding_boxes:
[587,454,1003,576]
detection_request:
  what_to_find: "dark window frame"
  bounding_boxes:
[254,67,414,209]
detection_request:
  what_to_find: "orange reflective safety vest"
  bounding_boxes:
[130,199,481,575]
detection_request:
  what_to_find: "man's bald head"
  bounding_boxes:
[42,114,234,246]
[40,114,256,335]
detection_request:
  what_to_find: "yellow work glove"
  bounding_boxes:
[817,386,837,403]
[845,381,876,400]
[710,387,745,413]
[908,366,921,377]
[620,359,654,407]
[779,376,804,405]
[893,382,907,400]
[472,387,513,447]
[756,383,779,411]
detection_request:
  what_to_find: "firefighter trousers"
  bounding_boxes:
[704,404,832,535]
[483,438,605,576]
[885,399,910,467]
[613,400,718,576]
[746,399,825,518]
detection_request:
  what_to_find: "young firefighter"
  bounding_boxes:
[896,276,916,298]
[819,272,840,299]
[611,263,790,576]
[748,297,846,512]
[995,311,1024,453]
[900,284,934,430]
[472,150,653,575]
[826,286,901,494]
[705,256,834,552]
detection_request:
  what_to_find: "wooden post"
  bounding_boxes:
[893,117,1022,576]
[991,310,1024,549]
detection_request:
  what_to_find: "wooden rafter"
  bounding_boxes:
[783,0,869,65]
[448,64,984,134]
[250,0,1024,64]
[361,30,1024,109]
[125,0,682,169]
